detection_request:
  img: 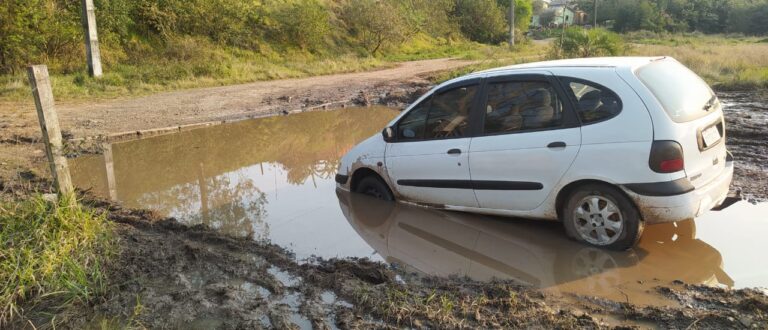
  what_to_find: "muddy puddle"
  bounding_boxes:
[70,99,767,308]
[338,192,768,306]
[72,107,400,260]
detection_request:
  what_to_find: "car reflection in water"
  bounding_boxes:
[337,191,734,306]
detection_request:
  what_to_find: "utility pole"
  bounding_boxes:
[559,0,569,56]
[593,0,598,27]
[80,0,102,77]
[509,0,516,47]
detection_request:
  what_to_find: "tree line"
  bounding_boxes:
[1,0,766,75]
[0,0,532,74]
[573,0,768,35]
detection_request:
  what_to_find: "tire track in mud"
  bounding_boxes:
[50,199,766,329]
[721,91,768,202]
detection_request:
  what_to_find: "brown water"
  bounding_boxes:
[71,107,400,258]
[70,106,768,306]
[338,192,768,306]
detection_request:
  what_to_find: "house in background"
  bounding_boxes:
[531,1,587,28]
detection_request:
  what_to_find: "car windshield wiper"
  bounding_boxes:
[703,95,717,111]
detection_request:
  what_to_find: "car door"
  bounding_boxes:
[385,79,481,207]
[469,73,581,211]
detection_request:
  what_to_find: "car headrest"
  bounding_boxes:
[529,88,551,106]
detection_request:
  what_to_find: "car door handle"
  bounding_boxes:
[547,142,566,149]
[447,148,462,155]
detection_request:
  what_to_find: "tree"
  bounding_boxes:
[612,0,659,32]
[729,1,768,35]
[497,0,534,44]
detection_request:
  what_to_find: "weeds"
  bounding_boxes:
[627,35,768,90]
[429,42,548,84]
[0,194,116,327]
[438,33,768,91]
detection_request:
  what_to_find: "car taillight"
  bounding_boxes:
[649,140,685,173]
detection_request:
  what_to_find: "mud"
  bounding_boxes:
[721,91,768,202]
[41,199,766,329]
[2,65,767,328]
[56,102,768,328]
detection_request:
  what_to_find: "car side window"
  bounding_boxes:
[425,85,477,139]
[561,78,622,124]
[483,81,564,135]
[396,85,478,141]
[397,97,430,141]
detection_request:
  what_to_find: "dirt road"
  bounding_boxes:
[1,58,472,140]
[0,58,472,180]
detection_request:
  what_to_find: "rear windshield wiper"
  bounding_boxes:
[703,95,717,111]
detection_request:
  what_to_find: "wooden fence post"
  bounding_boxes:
[81,0,103,77]
[27,65,75,198]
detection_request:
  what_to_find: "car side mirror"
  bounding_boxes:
[382,127,395,142]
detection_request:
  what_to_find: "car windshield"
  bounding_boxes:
[636,60,716,123]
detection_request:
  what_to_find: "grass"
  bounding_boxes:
[2,33,763,104]
[429,42,549,83]
[0,194,115,327]
[350,283,580,328]
[626,34,768,90]
[0,35,531,103]
[0,50,389,102]
[438,33,768,91]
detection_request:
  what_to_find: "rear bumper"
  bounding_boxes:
[621,158,734,224]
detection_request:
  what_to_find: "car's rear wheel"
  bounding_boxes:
[563,184,643,250]
[355,176,394,201]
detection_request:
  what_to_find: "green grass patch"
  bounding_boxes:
[627,34,768,90]
[0,195,115,327]
[381,35,509,62]
[429,42,548,84]
[0,34,545,103]
[429,59,514,83]
[0,49,389,102]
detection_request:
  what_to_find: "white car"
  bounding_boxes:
[336,57,734,250]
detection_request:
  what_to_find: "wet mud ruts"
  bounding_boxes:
[721,91,768,202]
[57,200,765,329]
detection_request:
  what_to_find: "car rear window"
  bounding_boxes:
[636,60,715,123]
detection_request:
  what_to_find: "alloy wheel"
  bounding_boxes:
[572,196,624,246]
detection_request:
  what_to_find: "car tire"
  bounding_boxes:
[355,176,394,201]
[562,184,644,250]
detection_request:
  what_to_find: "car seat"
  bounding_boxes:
[520,88,554,129]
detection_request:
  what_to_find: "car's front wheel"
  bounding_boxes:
[563,184,643,250]
[355,175,394,201]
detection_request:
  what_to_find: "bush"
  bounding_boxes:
[0,0,82,74]
[271,0,331,52]
[338,0,408,54]
[0,195,115,326]
[550,27,625,58]
[454,0,507,43]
